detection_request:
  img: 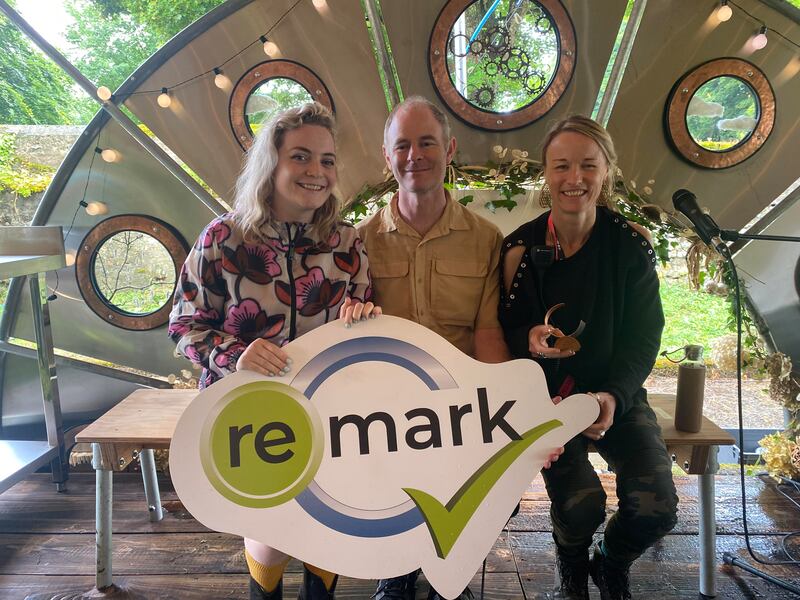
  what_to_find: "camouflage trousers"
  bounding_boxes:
[542,401,679,568]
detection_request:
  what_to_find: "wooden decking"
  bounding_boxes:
[1,472,800,599]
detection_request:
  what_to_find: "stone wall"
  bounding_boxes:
[0,124,84,168]
[0,191,42,226]
[0,125,83,225]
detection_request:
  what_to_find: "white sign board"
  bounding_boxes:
[170,316,598,598]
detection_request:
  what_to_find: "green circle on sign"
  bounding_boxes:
[201,381,323,508]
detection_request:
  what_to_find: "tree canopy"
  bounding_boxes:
[0,0,223,124]
[0,2,81,124]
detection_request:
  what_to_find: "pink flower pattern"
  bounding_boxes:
[168,215,372,387]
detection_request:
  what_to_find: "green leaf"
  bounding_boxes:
[458,194,474,206]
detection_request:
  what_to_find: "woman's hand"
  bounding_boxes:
[542,446,564,469]
[583,392,616,441]
[236,339,291,377]
[339,297,382,326]
[528,324,574,359]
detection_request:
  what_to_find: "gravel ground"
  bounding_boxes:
[645,373,786,430]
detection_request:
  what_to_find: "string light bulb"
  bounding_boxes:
[261,35,279,57]
[312,0,326,8]
[64,251,76,267]
[99,148,119,163]
[752,25,768,50]
[97,86,112,101]
[213,68,229,89]
[157,88,172,108]
[715,1,732,22]
[84,201,109,216]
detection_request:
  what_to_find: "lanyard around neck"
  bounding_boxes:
[547,213,562,261]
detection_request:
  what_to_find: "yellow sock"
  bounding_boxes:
[304,563,337,590]
[245,549,289,593]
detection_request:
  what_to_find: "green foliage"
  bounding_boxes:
[446,2,558,112]
[89,0,224,42]
[0,3,82,124]
[64,0,224,122]
[686,76,757,148]
[658,278,735,360]
[0,133,54,196]
[248,79,314,134]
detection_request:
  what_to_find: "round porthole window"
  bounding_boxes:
[93,232,175,315]
[429,0,575,131]
[246,78,314,135]
[685,76,759,153]
[665,58,774,169]
[230,60,334,150]
[76,215,189,330]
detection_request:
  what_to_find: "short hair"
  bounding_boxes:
[383,95,452,146]
[232,102,341,244]
[540,114,618,192]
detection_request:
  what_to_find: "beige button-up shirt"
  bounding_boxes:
[357,193,503,357]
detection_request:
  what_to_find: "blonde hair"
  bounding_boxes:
[541,114,618,194]
[233,102,341,243]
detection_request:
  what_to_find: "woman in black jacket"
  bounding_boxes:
[499,115,678,600]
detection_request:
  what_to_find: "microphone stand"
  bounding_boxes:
[719,230,800,244]
[713,227,800,596]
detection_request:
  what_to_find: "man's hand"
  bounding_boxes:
[583,392,616,441]
[339,297,382,326]
[236,339,290,377]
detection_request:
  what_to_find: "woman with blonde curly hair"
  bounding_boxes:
[169,102,378,599]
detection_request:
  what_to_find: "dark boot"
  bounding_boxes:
[299,565,337,600]
[553,551,590,600]
[589,544,632,600]
[373,570,419,600]
[250,576,283,600]
[427,586,474,599]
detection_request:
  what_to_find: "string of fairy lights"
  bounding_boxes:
[81,0,325,220]
[94,0,314,107]
[82,0,799,223]
[713,0,800,52]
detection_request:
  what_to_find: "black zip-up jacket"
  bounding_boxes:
[498,207,664,417]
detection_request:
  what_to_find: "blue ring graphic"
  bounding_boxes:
[292,337,457,537]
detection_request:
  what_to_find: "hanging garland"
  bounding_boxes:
[343,144,799,446]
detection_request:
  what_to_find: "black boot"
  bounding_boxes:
[589,544,632,600]
[299,565,337,600]
[373,570,419,600]
[427,586,474,599]
[250,576,283,600]
[553,550,590,599]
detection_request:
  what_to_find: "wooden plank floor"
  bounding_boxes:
[1,472,800,599]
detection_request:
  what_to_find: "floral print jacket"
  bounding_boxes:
[168,214,372,388]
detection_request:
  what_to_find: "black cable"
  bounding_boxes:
[727,248,800,568]
[728,0,800,51]
[49,133,100,300]
[113,0,304,100]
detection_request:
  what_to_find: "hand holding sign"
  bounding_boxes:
[170,316,598,599]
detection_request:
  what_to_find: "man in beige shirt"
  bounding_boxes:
[358,96,511,600]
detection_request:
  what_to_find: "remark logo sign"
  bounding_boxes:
[171,316,598,598]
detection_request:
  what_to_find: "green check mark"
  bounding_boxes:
[403,419,562,559]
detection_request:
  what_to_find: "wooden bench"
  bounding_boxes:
[76,389,734,597]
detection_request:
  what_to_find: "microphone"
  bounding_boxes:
[672,189,725,253]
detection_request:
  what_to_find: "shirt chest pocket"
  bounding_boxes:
[431,259,487,326]
[370,260,411,316]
